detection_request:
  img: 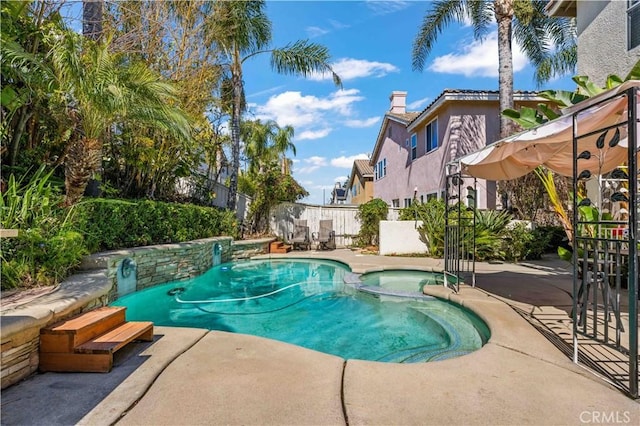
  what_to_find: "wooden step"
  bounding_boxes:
[270,241,291,253]
[40,307,126,353]
[38,353,114,373]
[39,307,154,373]
[76,321,154,354]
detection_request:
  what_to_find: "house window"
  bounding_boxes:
[425,118,438,152]
[410,134,417,160]
[375,158,387,180]
[629,0,640,50]
[404,198,412,208]
[420,195,424,203]
[392,199,400,208]
[426,193,437,202]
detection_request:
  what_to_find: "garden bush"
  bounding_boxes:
[355,198,388,247]
[71,198,238,252]
[1,166,87,289]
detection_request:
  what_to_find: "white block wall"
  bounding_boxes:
[379,220,427,255]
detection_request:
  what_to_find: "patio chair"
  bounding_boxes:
[289,219,311,250]
[316,219,336,250]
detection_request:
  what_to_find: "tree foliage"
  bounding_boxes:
[355,198,389,247]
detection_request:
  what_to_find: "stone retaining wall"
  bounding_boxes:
[1,237,273,389]
[102,237,234,301]
[231,238,273,261]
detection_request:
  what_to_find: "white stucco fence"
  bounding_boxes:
[378,220,427,255]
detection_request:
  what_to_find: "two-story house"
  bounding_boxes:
[345,159,374,205]
[370,90,543,209]
[546,0,640,85]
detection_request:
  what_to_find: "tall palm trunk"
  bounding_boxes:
[64,137,101,206]
[83,0,103,41]
[227,54,243,211]
[494,0,515,139]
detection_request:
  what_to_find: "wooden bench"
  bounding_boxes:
[39,306,153,373]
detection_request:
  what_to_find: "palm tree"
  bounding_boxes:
[241,119,296,175]
[412,0,576,138]
[82,0,103,41]
[210,0,341,211]
[48,28,191,205]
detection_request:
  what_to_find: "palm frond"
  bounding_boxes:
[466,0,493,40]
[513,1,576,85]
[270,40,342,87]
[211,0,271,57]
[412,0,466,71]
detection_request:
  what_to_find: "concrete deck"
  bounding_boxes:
[2,250,638,425]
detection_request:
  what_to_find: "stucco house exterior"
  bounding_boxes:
[370,90,543,209]
[345,159,374,205]
[546,0,640,85]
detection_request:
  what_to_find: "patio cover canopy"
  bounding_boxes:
[456,80,640,180]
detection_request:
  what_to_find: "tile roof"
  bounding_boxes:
[407,89,540,127]
[354,159,374,176]
[386,111,420,123]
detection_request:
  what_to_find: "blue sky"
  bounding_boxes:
[242,0,578,205]
[61,1,578,205]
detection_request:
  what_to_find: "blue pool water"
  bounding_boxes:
[112,259,489,362]
[359,269,458,294]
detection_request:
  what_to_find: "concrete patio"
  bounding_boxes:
[1,250,638,425]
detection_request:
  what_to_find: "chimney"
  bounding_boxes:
[389,91,407,114]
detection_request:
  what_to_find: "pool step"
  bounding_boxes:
[270,241,292,253]
[39,306,153,373]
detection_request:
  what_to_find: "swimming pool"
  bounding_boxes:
[113,258,489,362]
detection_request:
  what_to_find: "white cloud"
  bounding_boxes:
[344,117,380,128]
[309,58,399,81]
[407,97,430,110]
[298,128,332,140]
[329,19,350,30]
[366,1,411,15]
[253,89,366,139]
[428,31,528,77]
[334,176,349,184]
[330,153,369,168]
[297,156,328,174]
[306,26,330,38]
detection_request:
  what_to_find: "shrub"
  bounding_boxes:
[71,198,238,252]
[355,198,388,247]
[1,166,86,289]
[402,199,446,257]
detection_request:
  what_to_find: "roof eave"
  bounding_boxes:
[545,0,576,17]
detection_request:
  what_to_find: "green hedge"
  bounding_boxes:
[72,199,238,253]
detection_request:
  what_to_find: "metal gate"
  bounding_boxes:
[571,86,638,397]
[444,171,476,292]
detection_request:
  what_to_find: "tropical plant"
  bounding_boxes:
[412,0,576,138]
[241,119,296,175]
[45,28,192,205]
[1,0,61,168]
[240,162,308,235]
[209,0,341,211]
[355,198,389,247]
[0,164,86,289]
[402,199,447,256]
